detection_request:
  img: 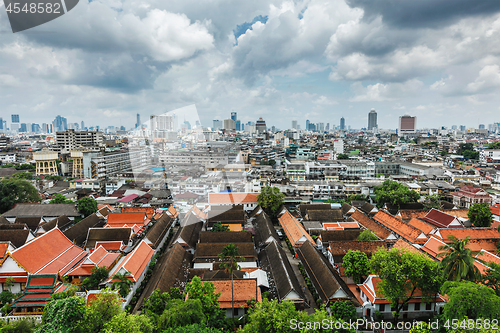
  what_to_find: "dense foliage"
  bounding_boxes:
[77,196,98,217]
[210,222,230,232]
[357,229,378,241]
[49,193,72,204]
[330,301,357,322]
[437,235,482,282]
[457,143,479,160]
[0,178,41,214]
[342,250,369,284]
[441,281,500,320]
[467,203,493,227]
[373,179,420,208]
[257,186,285,218]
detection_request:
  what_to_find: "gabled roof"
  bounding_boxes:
[436,228,500,241]
[117,194,139,203]
[211,279,261,309]
[297,241,360,306]
[278,208,315,247]
[329,241,386,257]
[173,213,203,249]
[398,210,428,221]
[121,207,155,219]
[208,193,259,204]
[3,203,80,218]
[206,209,245,224]
[421,209,463,229]
[305,209,343,222]
[166,205,178,219]
[11,274,61,310]
[67,245,120,276]
[491,204,500,216]
[11,228,87,275]
[15,217,42,232]
[143,214,173,249]
[0,225,30,248]
[64,213,105,246]
[86,227,132,249]
[341,203,355,215]
[392,238,420,254]
[132,243,193,312]
[107,212,146,225]
[194,243,257,262]
[320,230,362,243]
[452,185,490,198]
[408,218,435,235]
[359,202,378,216]
[420,236,447,260]
[39,215,72,233]
[258,240,306,303]
[107,240,154,283]
[351,210,391,240]
[299,204,331,217]
[253,209,279,247]
[373,211,428,244]
[199,231,252,244]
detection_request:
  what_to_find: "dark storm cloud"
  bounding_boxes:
[346,0,500,28]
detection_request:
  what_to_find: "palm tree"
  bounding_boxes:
[112,271,133,298]
[437,235,483,282]
[218,244,244,320]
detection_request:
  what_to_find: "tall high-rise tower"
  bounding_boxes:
[231,112,237,122]
[340,117,345,130]
[136,113,141,129]
[368,109,377,131]
[292,120,297,129]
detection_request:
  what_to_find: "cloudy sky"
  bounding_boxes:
[1,0,500,131]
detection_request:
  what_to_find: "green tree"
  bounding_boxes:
[11,172,33,180]
[0,318,38,332]
[161,324,223,333]
[343,250,370,284]
[82,266,109,289]
[143,288,184,326]
[409,322,432,333]
[217,244,244,321]
[112,271,133,297]
[184,276,223,327]
[83,289,122,333]
[330,301,356,321]
[463,150,479,160]
[369,248,443,321]
[467,203,493,227]
[482,262,500,296]
[37,296,86,333]
[337,153,349,160]
[373,179,420,208]
[211,222,230,232]
[437,235,482,282]
[49,193,72,204]
[422,194,442,210]
[103,313,153,333]
[441,281,500,320]
[488,142,500,149]
[0,178,41,214]
[257,186,285,218]
[357,229,378,241]
[458,143,474,154]
[158,299,206,330]
[77,197,98,217]
[344,194,367,204]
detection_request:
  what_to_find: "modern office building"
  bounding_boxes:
[292,120,298,129]
[136,113,141,129]
[224,119,236,131]
[213,120,222,130]
[53,115,68,132]
[398,115,417,135]
[231,112,237,122]
[368,109,377,131]
[256,117,267,133]
[150,114,176,139]
[340,117,345,130]
[56,129,104,154]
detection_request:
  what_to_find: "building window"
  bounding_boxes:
[403,304,409,311]
[426,303,432,311]
[378,304,386,312]
[414,303,420,311]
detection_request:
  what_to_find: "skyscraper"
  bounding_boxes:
[368,109,377,131]
[136,113,141,129]
[398,115,416,135]
[0,118,3,130]
[292,120,297,129]
[53,115,68,132]
[235,120,241,131]
[81,121,85,130]
[306,120,310,131]
[224,118,236,130]
[11,114,19,123]
[213,119,222,130]
[256,117,267,133]
[231,112,237,122]
[340,117,345,130]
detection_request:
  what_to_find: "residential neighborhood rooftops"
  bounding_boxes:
[278,208,314,247]
[373,211,428,244]
[208,193,258,204]
[2,203,80,218]
[351,210,391,240]
[421,209,463,229]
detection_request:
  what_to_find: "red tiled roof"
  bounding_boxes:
[107,240,154,283]
[491,204,500,216]
[420,236,447,260]
[0,243,8,260]
[451,186,491,198]
[107,212,146,225]
[422,209,462,229]
[351,210,391,240]
[278,208,315,246]
[11,228,87,274]
[392,239,420,253]
[373,211,427,244]
[94,241,124,252]
[209,279,261,308]
[408,218,435,235]
[121,207,155,219]
[117,194,139,203]
[167,205,179,218]
[209,193,258,204]
[437,228,500,241]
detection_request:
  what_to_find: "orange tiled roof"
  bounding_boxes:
[338,222,360,229]
[223,224,243,231]
[122,207,155,219]
[107,240,154,283]
[437,228,500,241]
[107,212,146,225]
[10,228,87,274]
[392,239,420,253]
[442,209,469,219]
[278,209,315,246]
[351,210,391,240]
[491,204,500,216]
[477,250,500,266]
[0,243,8,260]
[408,218,435,235]
[420,236,447,260]
[373,211,427,244]
[210,279,261,308]
[399,210,428,220]
[166,205,178,218]
[422,209,463,229]
[209,193,259,204]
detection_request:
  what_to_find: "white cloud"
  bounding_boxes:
[349,79,424,102]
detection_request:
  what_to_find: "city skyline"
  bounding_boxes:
[1,1,500,129]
